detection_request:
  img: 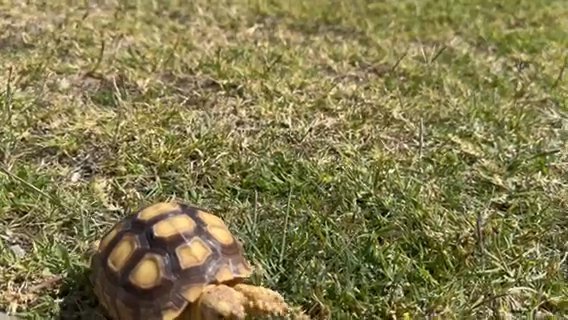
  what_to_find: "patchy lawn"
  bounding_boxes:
[0,0,567,319]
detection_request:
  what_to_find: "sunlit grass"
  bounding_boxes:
[0,0,567,319]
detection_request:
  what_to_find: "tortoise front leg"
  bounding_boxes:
[233,284,311,319]
[191,284,247,320]
[192,283,310,320]
[231,283,289,317]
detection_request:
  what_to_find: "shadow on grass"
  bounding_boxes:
[57,265,106,320]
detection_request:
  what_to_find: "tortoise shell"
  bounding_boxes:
[90,201,253,320]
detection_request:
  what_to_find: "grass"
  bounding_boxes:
[0,0,567,319]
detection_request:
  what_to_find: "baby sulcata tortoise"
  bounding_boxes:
[90,201,308,319]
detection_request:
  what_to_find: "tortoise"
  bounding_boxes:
[90,201,306,320]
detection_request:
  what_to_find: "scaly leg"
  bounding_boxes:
[192,284,247,320]
[233,284,310,319]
